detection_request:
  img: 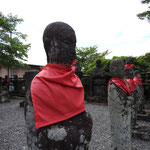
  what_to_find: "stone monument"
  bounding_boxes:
[24,22,93,150]
[125,68,139,128]
[125,57,135,69]
[89,59,107,102]
[108,59,133,150]
[75,60,83,79]
[133,70,145,112]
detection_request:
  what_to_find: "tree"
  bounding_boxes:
[137,0,150,21]
[111,54,150,72]
[137,52,150,72]
[0,12,30,74]
[76,45,110,74]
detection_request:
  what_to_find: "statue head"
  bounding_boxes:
[109,59,125,79]
[43,22,76,66]
[125,68,134,79]
[125,57,134,64]
[96,59,102,68]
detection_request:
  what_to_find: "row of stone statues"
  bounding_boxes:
[24,22,145,150]
[108,59,145,150]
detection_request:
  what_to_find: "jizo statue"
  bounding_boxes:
[25,22,93,150]
[108,59,133,150]
[125,68,139,128]
[133,70,145,113]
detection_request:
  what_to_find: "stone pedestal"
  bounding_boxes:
[108,83,132,150]
[88,76,107,103]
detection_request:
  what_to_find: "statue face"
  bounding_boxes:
[43,22,76,65]
[125,57,133,64]
[125,68,134,79]
[109,59,125,79]
[96,59,101,68]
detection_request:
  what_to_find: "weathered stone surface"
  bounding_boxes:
[91,59,106,77]
[43,22,76,65]
[125,68,139,129]
[108,59,132,150]
[134,70,145,113]
[25,89,93,150]
[89,59,107,102]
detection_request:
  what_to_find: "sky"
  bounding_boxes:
[0,0,150,66]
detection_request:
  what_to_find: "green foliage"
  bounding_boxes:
[112,56,127,62]
[76,45,110,74]
[76,45,150,74]
[141,0,150,4]
[137,52,150,72]
[0,12,30,68]
[137,0,150,21]
[112,54,150,72]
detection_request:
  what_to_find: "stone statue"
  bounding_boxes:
[91,59,105,77]
[124,68,139,128]
[90,59,107,101]
[75,60,83,79]
[133,70,145,113]
[124,68,137,98]
[24,22,92,150]
[125,57,134,69]
[108,59,133,150]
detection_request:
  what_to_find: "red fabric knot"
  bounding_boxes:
[125,64,133,68]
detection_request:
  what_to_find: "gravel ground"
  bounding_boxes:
[0,98,150,150]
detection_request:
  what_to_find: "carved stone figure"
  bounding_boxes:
[133,70,145,113]
[125,68,139,128]
[125,57,134,69]
[91,59,105,77]
[90,59,106,100]
[24,22,92,150]
[124,68,137,98]
[75,60,83,79]
[108,59,133,150]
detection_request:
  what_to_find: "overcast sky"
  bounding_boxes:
[0,0,150,66]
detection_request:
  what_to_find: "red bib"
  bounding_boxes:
[126,78,136,92]
[31,63,85,129]
[108,78,131,96]
[125,64,133,68]
[133,76,143,85]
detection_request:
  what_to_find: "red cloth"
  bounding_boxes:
[6,78,10,83]
[133,76,143,85]
[31,63,85,129]
[108,78,131,96]
[126,78,136,92]
[125,64,133,68]
[72,59,77,65]
[40,67,44,71]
